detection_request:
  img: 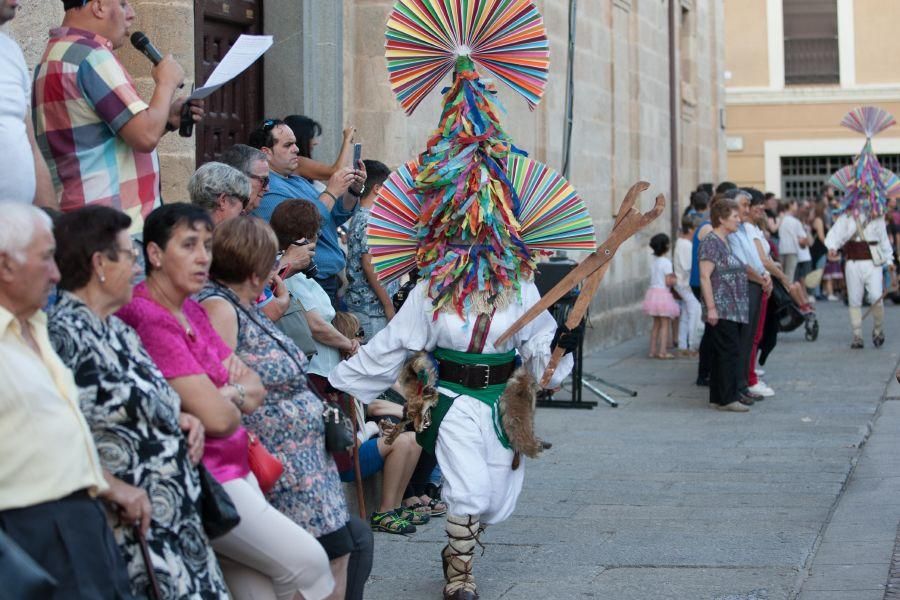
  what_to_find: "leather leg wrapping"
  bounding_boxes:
[871,303,885,334]
[443,514,480,594]
[849,307,863,337]
[499,368,543,459]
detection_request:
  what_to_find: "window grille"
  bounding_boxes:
[783,0,839,85]
[781,154,900,200]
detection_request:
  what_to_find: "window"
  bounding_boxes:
[781,154,900,200]
[783,0,839,85]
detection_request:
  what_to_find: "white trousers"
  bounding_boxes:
[675,284,702,350]
[211,472,335,600]
[845,259,883,308]
[435,393,524,526]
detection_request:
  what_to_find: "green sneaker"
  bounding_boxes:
[370,510,416,534]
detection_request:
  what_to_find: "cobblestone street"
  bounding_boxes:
[364,301,900,599]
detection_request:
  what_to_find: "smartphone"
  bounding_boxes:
[352,143,362,167]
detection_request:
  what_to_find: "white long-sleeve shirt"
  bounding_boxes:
[329,280,573,402]
[824,214,893,263]
[673,237,693,289]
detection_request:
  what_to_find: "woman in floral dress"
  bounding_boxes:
[198,216,373,600]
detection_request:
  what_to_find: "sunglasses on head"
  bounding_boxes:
[261,119,283,132]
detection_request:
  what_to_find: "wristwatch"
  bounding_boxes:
[348,184,365,198]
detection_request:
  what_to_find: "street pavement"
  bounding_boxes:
[361,300,900,599]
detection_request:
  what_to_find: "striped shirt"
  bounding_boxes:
[33,27,159,233]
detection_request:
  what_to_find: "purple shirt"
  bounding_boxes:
[117,282,250,483]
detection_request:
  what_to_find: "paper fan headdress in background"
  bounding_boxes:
[829,106,900,219]
[385,0,550,115]
[373,0,593,316]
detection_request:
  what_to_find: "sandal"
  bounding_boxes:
[371,510,416,534]
[424,496,448,517]
[397,507,430,525]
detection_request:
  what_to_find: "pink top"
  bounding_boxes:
[117,282,250,483]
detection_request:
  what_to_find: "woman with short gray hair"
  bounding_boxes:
[188,162,251,226]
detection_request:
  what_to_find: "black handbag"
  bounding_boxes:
[323,403,355,453]
[196,464,240,539]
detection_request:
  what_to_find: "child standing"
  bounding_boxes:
[642,233,681,358]
[674,215,702,355]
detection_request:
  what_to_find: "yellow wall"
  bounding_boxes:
[854,0,900,85]
[724,0,769,88]
[725,100,900,190]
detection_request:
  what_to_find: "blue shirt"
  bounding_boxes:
[254,171,356,278]
[690,219,710,288]
[728,223,766,276]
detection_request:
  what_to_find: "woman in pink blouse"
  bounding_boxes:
[118,203,336,600]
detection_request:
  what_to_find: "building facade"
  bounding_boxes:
[724,0,900,200]
[8,0,725,344]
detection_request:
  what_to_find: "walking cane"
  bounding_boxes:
[862,268,898,320]
[348,398,367,519]
[135,525,162,600]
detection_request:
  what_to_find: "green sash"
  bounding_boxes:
[415,347,516,454]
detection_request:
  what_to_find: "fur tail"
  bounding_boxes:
[499,368,544,458]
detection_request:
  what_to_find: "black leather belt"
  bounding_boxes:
[437,360,516,390]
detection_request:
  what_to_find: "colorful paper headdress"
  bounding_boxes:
[372,0,594,315]
[829,106,900,219]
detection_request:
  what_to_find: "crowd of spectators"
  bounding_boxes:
[0,1,444,598]
[655,179,898,413]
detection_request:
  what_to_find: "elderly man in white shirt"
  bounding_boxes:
[0,202,142,599]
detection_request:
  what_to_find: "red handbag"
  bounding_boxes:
[247,432,284,494]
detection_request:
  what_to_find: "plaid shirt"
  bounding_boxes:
[33,27,159,233]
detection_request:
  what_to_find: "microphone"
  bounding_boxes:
[130,31,163,65]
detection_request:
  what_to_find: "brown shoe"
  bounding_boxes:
[716,401,750,413]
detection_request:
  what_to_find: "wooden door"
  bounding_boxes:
[194,0,264,165]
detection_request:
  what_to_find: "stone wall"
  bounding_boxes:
[5,0,197,204]
[343,0,725,347]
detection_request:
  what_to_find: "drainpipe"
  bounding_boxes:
[668,0,679,240]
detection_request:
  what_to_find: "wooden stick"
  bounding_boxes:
[348,399,367,519]
[496,185,665,347]
[538,182,650,386]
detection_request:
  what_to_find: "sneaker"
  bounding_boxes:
[747,382,775,397]
[371,510,416,534]
[717,401,750,412]
[827,294,839,301]
[851,336,864,349]
[756,367,765,376]
[873,332,885,348]
[741,388,763,401]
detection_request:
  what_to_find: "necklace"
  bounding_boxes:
[147,277,194,338]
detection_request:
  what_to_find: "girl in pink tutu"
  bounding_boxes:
[643,233,681,358]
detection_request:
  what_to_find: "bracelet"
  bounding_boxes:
[348,184,365,198]
[230,383,246,408]
[320,190,339,204]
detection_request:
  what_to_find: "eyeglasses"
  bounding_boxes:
[261,119,282,132]
[247,174,270,188]
[116,243,140,264]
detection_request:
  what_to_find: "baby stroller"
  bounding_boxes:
[770,279,819,341]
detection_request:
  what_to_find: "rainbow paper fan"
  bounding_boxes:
[828,165,854,193]
[830,164,900,195]
[841,106,896,138]
[368,155,596,282]
[385,0,550,115]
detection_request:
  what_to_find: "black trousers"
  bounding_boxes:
[709,319,745,406]
[737,282,762,391]
[693,286,712,381]
[0,491,133,600]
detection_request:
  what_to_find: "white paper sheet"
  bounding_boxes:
[190,34,273,100]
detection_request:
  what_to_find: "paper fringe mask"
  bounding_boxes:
[385,0,550,115]
[830,106,898,219]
